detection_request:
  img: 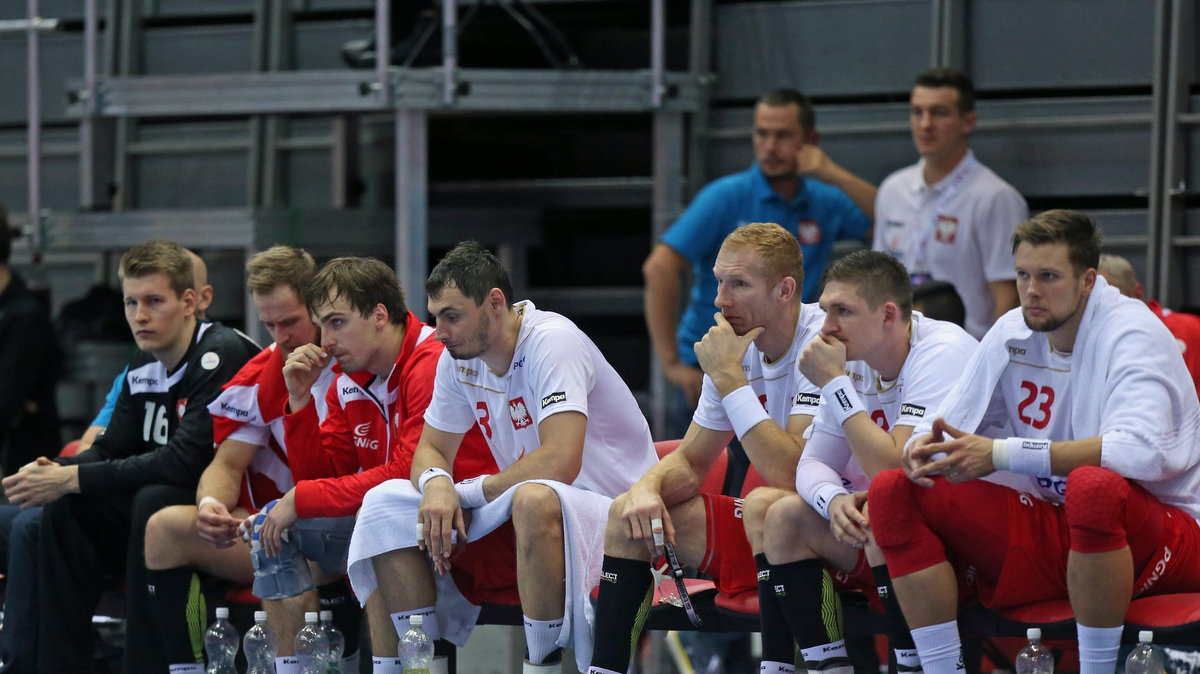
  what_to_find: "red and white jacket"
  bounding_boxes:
[283,311,495,519]
[208,343,337,512]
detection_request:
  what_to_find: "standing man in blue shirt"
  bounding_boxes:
[644,89,876,437]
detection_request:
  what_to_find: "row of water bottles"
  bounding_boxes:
[1016,628,1166,674]
[204,607,434,673]
[204,608,345,674]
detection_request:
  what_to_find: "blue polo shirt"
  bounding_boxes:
[661,163,869,365]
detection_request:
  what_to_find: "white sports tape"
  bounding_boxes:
[197,496,222,511]
[1004,437,1053,477]
[417,467,452,494]
[821,376,866,426]
[454,475,490,509]
[650,518,665,546]
[721,385,771,440]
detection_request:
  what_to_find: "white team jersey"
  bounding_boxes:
[976,336,1074,503]
[802,313,978,494]
[424,301,657,497]
[874,151,1028,339]
[692,303,826,432]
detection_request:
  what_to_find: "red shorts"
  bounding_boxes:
[449,521,521,606]
[698,494,874,598]
[875,474,1200,609]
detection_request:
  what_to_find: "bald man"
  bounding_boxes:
[1098,253,1200,399]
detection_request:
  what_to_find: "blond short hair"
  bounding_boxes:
[720,222,805,289]
[246,245,317,299]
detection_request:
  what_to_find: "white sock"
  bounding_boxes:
[1078,624,1123,674]
[800,640,853,673]
[523,615,564,664]
[761,661,796,673]
[275,657,301,674]
[371,656,403,674]
[168,665,204,674]
[895,648,923,672]
[523,662,562,673]
[587,668,623,674]
[390,606,440,641]
[911,621,964,674]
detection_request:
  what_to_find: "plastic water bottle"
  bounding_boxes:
[398,614,434,674]
[243,610,279,674]
[1014,627,1054,674]
[295,611,330,674]
[204,607,239,674]
[320,609,345,674]
[1126,630,1166,674]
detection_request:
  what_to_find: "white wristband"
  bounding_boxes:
[721,385,771,440]
[454,475,491,509]
[822,376,866,425]
[1004,437,1052,476]
[417,467,452,494]
[197,496,222,511]
[991,438,1009,471]
[812,483,850,520]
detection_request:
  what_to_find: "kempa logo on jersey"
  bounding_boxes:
[219,401,251,419]
[1007,346,1027,356]
[899,403,925,417]
[457,365,477,377]
[845,371,864,383]
[130,374,159,387]
[834,389,853,412]
[796,392,820,407]
[541,391,567,409]
[353,422,379,450]
[600,571,619,583]
[341,386,361,396]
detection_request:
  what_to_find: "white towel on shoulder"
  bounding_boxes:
[911,277,1200,521]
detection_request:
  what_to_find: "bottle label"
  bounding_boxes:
[402,669,431,674]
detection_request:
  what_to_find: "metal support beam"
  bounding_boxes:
[1156,0,1195,304]
[650,0,665,107]
[442,0,457,106]
[649,111,685,438]
[396,110,429,317]
[26,0,43,251]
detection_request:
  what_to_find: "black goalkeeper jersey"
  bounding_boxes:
[59,320,258,494]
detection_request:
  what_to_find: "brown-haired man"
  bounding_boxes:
[871,210,1200,674]
[2,239,258,673]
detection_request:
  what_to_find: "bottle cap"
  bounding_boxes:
[305,611,319,623]
[215,607,230,619]
[254,610,268,622]
[410,614,424,628]
[1026,627,1040,640]
[320,610,333,622]
[1139,630,1154,643]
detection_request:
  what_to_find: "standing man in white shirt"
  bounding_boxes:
[874,68,1027,339]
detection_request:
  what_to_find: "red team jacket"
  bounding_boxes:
[283,311,496,519]
[210,343,303,513]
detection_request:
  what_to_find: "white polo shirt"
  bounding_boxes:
[874,150,1028,339]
